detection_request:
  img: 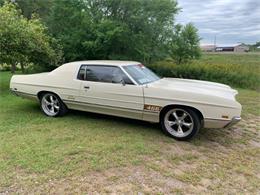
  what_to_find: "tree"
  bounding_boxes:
[170,23,201,64]
[249,41,260,51]
[46,0,179,63]
[87,0,179,63]
[46,0,93,61]
[0,2,62,73]
[0,0,201,70]
[0,0,52,20]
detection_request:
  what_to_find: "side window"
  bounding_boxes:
[77,65,134,85]
[86,66,101,82]
[85,66,111,82]
[77,65,86,80]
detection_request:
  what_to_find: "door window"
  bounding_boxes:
[77,65,133,85]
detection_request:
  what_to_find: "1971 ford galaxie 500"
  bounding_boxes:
[10,60,241,140]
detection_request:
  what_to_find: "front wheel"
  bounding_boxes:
[160,107,201,141]
[40,93,68,117]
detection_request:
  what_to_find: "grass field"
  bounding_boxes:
[0,54,260,193]
[200,52,260,67]
[150,52,260,90]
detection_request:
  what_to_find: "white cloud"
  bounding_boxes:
[176,0,260,44]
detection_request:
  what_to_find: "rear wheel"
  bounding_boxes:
[161,107,201,141]
[40,93,68,117]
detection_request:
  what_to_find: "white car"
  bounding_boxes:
[10,60,241,140]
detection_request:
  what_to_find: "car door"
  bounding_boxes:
[77,65,144,120]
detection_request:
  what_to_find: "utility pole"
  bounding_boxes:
[214,35,217,52]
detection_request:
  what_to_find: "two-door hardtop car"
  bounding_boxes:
[10,60,241,140]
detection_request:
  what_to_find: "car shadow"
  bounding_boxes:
[67,110,227,144]
[21,102,234,143]
[68,109,162,132]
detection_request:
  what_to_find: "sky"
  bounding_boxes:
[176,0,260,45]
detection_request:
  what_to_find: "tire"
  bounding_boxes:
[40,93,68,117]
[160,107,201,141]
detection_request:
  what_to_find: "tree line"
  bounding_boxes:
[0,0,201,73]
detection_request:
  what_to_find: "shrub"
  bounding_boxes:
[0,63,11,71]
[0,2,62,73]
[149,59,260,90]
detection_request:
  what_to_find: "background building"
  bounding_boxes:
[234,44,249,52]
[200,45,216,52]
[201,43,249,52]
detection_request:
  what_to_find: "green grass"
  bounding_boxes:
[201,52,260,67]
[149,52,260,90]
[237,88,260,116]
[0,69,259,193]
[0,71,161,184]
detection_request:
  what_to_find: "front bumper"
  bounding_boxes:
[224,116,241,128]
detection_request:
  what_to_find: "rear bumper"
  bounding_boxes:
[224,116,241,128]
[10,88,19,96]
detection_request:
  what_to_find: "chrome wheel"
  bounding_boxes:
[164,108,194,138]
[41,94,60,116]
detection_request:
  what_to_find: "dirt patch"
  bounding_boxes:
[1,116,259,194]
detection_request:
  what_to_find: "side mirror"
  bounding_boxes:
[121,79,126,86]
[112,75,125,85]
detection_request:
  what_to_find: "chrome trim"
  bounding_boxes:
[63,99,142,112]
[10,89,37,98]
[204,117,229,121]
[11,82,78,91]
[10,90,38,101]
[63,99,143,121]
[63,99,160,122]
[224,116,241,128]
[146,96,239,109]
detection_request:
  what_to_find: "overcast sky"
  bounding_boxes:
[176,0,260,45]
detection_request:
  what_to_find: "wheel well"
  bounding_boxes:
[37,91,59,100]
[160,104,204,123]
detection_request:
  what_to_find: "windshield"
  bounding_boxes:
[123,64,160,85]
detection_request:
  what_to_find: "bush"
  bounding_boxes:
[0,2,62,73]
[149,58,260,90]
[0,63,11,71]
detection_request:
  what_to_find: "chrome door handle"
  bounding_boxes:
[84,86,90,89]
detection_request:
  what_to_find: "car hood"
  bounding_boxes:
[148,78,238,100]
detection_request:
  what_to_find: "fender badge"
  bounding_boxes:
[144,104,162,112]
[222,115,229,119]
[67,95,75,100]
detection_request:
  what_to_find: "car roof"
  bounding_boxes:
[51,60,142,75]
[71,60,141,67]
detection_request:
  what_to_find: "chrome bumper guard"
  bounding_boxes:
[224,116,241,128]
